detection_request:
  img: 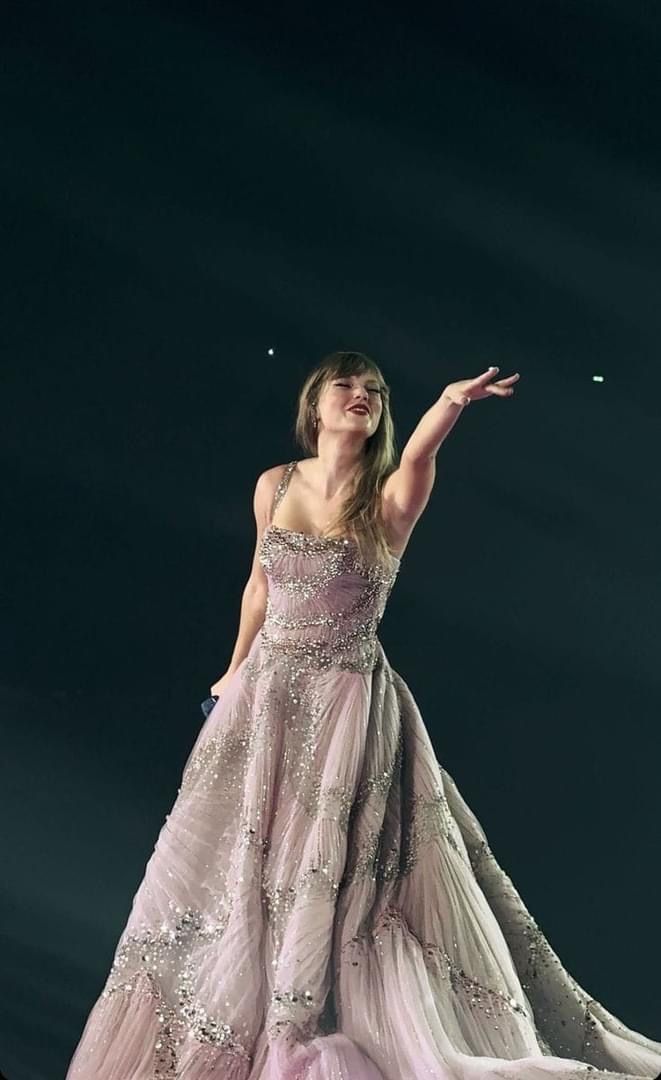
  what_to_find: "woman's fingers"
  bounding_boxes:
[484,372,520,395]
[457,368,520,403]
[474,366,519,385]
[482,370,520,385]
[473,366,500,384]
[486,384,515,396]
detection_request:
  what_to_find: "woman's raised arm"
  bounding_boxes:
[381,366,519,539]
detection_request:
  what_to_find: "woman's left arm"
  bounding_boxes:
[381,365,520,528]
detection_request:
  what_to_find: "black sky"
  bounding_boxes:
[2,3,660,1077]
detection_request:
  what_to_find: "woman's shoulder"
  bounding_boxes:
[253,461,297,506]
[256,460,297,488]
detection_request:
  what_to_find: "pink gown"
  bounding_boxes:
[66,460,661,1080]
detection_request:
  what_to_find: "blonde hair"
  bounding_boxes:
[293,350,398,566]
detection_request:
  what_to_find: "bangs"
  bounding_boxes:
[326,351,388,393]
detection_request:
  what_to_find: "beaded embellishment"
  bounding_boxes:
[258,461,400,674]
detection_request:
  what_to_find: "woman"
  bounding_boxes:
[66,351,661,1080]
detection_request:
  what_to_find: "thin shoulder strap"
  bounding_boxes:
[270,460,298,523]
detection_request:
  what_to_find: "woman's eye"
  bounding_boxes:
[334,382,381,394]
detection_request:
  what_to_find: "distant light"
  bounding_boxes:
[267,348,275,356]
[592,374,604,383]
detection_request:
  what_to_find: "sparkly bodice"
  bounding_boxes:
[257,462,400,674]
[69,471,661,1080]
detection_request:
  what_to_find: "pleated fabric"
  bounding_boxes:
[66,463,661,1080]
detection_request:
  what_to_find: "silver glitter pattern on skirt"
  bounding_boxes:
[65,460,661,1080]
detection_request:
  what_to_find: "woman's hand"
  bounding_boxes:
[443,366,520,407]
[209,671,233,697]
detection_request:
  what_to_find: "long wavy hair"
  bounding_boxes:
[293,350,398,566]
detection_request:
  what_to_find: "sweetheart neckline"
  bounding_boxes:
[264,523,402,565]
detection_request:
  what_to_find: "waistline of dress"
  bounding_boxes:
[257,619,381,674]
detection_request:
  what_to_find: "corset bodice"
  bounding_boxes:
[257,524,400,674]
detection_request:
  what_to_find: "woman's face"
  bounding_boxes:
[316,371,384,438]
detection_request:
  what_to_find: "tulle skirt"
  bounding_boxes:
[66,639,661,1079]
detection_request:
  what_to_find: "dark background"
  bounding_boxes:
[2,2,660,1077]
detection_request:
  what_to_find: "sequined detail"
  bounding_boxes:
[366,906,531,1021]
[258,516,399,675]
[101,970,180,1078]
[104,909,253,1060]
[270,458,298,520]
[66,463,661,1080]
[259,460,400,673]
